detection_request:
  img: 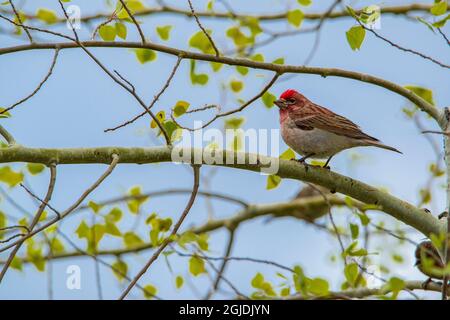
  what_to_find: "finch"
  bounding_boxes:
[414,241,448,281]
[274,89,401,167]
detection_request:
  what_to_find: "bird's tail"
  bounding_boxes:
[366,141,402,154]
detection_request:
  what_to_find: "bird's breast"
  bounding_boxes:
[281,116,356,158]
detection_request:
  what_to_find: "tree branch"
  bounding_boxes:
[1,4,434,24]
[0,41,440,125]
[0,146,443,239]
[119,165,201,299]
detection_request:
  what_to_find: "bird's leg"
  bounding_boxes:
[421,277,435,290]
[323,156,333,169]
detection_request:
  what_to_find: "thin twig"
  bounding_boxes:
[119,165,201,300]
[0,164,57,283]
[437,28,450,46]
[1,48,60,115]
[187,0,219,57]
[358,21,450,69]
[8,0,32,42]
[56,1,171,145]
[0,154,120,254]
[118,0,146,44]
[0,124,15,145]
[205,228,235,299]
[172,72,279,130]
[105,56,183,133]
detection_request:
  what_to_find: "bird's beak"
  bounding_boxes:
[274,99,287,109]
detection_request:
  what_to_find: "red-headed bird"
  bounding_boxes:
[274,89,401,167]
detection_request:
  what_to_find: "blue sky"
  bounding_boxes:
[0,0,449,299]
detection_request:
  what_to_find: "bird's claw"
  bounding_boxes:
[421,278,435,290]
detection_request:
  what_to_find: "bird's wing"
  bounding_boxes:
[291,103,379,141]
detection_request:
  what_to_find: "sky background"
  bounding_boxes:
[0,0,449,299]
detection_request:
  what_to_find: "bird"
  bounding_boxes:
[414,240,450,288]
[273,89,401,168]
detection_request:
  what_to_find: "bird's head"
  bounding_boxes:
[274,89,307,110]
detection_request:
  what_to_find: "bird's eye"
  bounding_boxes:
[287,98,296,104]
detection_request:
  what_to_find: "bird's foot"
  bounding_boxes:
[421,278,435,290]
[322,164,331,170]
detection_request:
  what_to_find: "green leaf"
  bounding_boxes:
[279,148,295,160]
[224,116,245,129]
[36,8,57,24]
[297,0,312,5]
[357,212,370,226]
[156,25,172,41]
[75,220,89,239]
[346,26,365,51]
[272,57,285,65]
[392,254,404,263]
[26,163,45,175]
[99,24,116,41]
[112,260,128,281]
[189,255,206,276]
[105,221,121,236]
[404,85,435,105]
[50,238,65,254]
[433,13,450,27]
[126,185,149,213]
[175,275,184,289]
[115,22,127,40]
[0,108,11,118]
[196,233,209,251]
[143,284,158,299]
[0,166,23,187]
[230,79,244,93]
[150,110,165,129]
[117,0,146,19]
[350,223,359,239]
[385,277,405,299]
[251,272,264,288]
[106,207,123,223]
[10,256,23,271]
[431,1,447,16]
[133,49,157,64]
[251,272,276,296]
[173,100,190,117]
[287,9,304,28]
[344,263,359,287]
[87,200,103,214]
[266,175,281,190]
[123,232,144,248]
[251,53,264,62]
[236,66,249,76]
[189,60,209,85]
[261,91,276,108]
[189,30,215,54]
[308,278,329,296]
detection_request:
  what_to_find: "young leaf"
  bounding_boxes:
[346,26,365,51]
[99,24,116,41]
[287,9,304,28]
[156,25,172,41]
[189,255,206,276]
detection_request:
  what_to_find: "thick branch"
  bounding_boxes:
[0,195,351,263]
[0,41,440,124]
[0,146,443,238]
[286,280,450,299]
[2,4,434,24]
